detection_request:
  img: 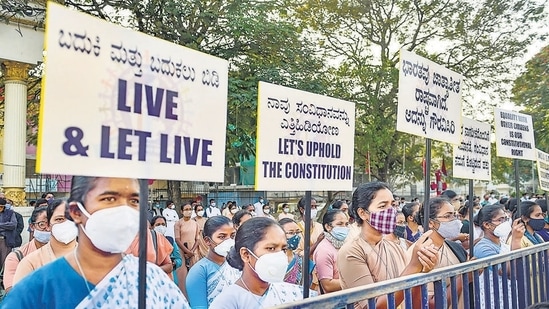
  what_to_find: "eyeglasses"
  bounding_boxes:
[285,231,302,236]
[491,217,510,224]
[435,213,459,221]
[33,221,48,229]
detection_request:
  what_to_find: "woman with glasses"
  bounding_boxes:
[12,199,78,286]
[279,218,315,288]
[186,216,240,309]
[3,206,48,293]
[313,210,349,294]
[416,197,468,308]
[473,203,524,308]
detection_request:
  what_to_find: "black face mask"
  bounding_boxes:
[394,225,407,238]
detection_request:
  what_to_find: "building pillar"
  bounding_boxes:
[2,61,30,206]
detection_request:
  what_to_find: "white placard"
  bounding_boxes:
[494,108,536,160]
[536,149,549,191]
[452,117,491,180]
[396,49,463,144]
[255,82,355,191]
[37,3,228,181]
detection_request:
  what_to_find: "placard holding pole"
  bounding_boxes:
[38,3,229,182]
[255,82,355,298]
[41,3,229,309]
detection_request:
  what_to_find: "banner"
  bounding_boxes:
[494,108,535,160]
[396,49,463,144]
[452,117,491,181]
[536,149,549,191]
[255,82,355,191]
[37,3,228,181]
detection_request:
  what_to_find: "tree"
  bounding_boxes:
[512,44,549,152]
[292,0,546,183]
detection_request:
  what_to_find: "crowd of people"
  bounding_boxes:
[0,178,549,308]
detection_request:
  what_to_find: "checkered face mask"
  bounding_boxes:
[368,207,397,234]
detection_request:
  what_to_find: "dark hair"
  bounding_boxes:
[35,198,49,207]
[458,205,468,217]
[68,176,100,207]
[535,199,547,213]
[150,215,166,226]
[0,198,6,206]
[194,204,204,212]
[420,197,450,226]
[402,202,419,219]
[209,199,215,203]
[440,190,457,200]
[506,198,518,213]
[278,218,296,226]
[322,210,344,232]
[226,217,281,271]
[30,206,48,223]
[332,200,346,209]
[204,216,231,238]
[351,182,392,225]
[475,204,504,230]
[232,209,252,228]
[499,197,509,206]
[518,201,540,220]
[47,199,69,222]
[42,192,54,198]
[297,197,317,210]
[166,200,174,206]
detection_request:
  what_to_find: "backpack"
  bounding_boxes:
[445,239,468,263]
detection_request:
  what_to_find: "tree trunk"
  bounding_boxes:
[167,180,182,213]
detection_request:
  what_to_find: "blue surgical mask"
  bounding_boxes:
[5,204,11,210]
[287,234,301,250]
[331,226,350,241]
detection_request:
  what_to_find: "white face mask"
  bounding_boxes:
[260,199,264,204]
[154,225,167,235]
[493,221,512,239]
[33,230,51,244]
[436,219,463,240]
[183,210,193,217]
[77,203,139,253]
[51,220,79,244]
[211,202,216,207]
[283,208,289,213]
[197,210,205,217]
[230,208,238,214]
[248,249,288,283]
[310,209,318,219]
[264,209,270,214]
[213,238,235,257]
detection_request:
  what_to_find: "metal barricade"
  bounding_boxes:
[273,243,549,309]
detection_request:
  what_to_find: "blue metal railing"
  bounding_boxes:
[273,242,549,309]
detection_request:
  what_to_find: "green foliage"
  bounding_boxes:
[512,44,549,152]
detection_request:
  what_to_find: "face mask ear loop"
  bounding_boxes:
[76,202,93,239]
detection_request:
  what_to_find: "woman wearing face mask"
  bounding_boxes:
[512,201,546,247]
[415,197,468,308]
[224,203,238,220]
[3,206,49,293]
[186,216,240,309]
[279,218,314,287]
[13,199,79,286]
[175,203,201,269]
[193,204,209,260]
[313,210,349,294]
[338,182,440,309]
[210,217,317,308]
[384,211,409,250]
[473,204,524,309]
[402,202,423,243]
[262,204,276,221]
[151,216,183,285]
[278,203,295,220]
